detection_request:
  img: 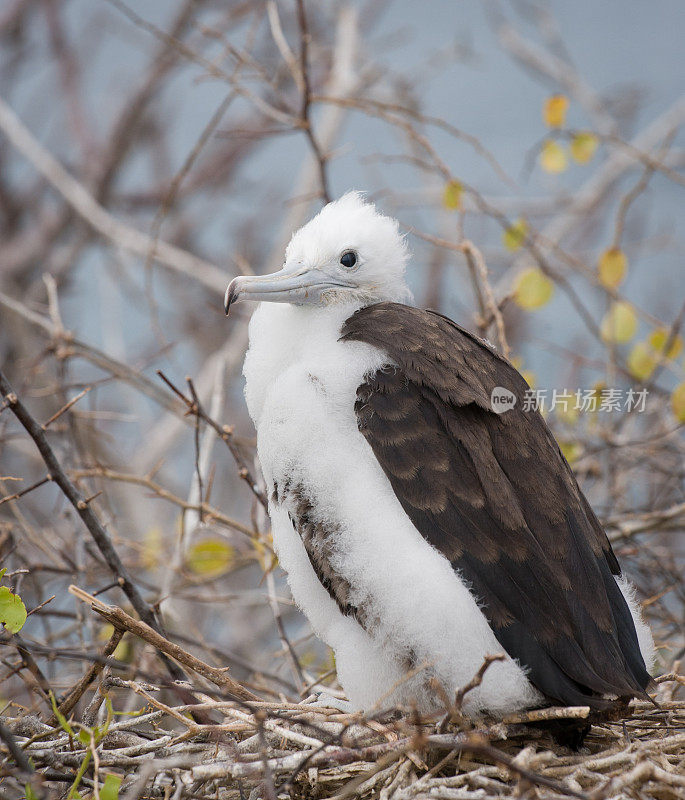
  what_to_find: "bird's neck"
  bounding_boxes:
[243,300,365,426]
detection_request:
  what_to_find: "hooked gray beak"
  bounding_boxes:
[224,264,352,315]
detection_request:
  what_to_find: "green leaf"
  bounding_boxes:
[0,568,7,580]
[49,691,74,736]
[0,585,27,634]
[78,729,91,746]
[101,774,122,800]
[25,784,40,800]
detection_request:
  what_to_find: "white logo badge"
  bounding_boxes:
[491,387,517,414]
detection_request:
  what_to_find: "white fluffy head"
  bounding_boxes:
[284,192,412,305]
[224,192,412,314]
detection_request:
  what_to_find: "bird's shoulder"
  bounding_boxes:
[340,301,528,413]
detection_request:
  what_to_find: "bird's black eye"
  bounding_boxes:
[340,250,357,269]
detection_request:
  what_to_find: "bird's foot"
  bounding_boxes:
[303,692,353,713]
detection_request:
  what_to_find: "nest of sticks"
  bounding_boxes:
[3,587,684,800]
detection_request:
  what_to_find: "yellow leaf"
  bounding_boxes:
[442,180,463,211]
[648,328,683,360]
[570,132,598,164]
[627,342,657,381]
[559,440,582,464]
[598,248,627,290]
[299,649,318,668]
[543,94,569,128]
[141,526,163,570]
[600,301,637,344]
[187,538,234,576]
[98,625,131,662]
[540,140,567,173]
[520,370,536,389]
[514,268,554,310]
[113,637,131,662]
[672,382,685,422]
[503,218,529,252]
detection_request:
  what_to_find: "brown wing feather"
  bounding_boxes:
[274,480,368,627]
[341,302,650,707]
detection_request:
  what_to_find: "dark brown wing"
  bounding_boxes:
[341,302,650,708]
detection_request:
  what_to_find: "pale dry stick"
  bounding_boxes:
[0,96,226,293]
[267,1,304,93]
[69,585,259,702]
[461,241,510,358]
[406,227,510,355]
[604,501,685,541]
[380,756,413,800]
[43,273,65,333]
[156,370,267,509]
[454,654,506,711]
[42,387,92,429]
[133,342,237,475]
[160,354,228,620]
[187,731,588,799]
[611,146,665,252]
[501,706,591,724]
[600,131,685,187]
[410,212,671,335]
[601,759,685,793]
[643,296,685,392]
[266,566,306,694]
[332,750,405,800]
[436,654,506,734]
[0,476,52,507]
[220,706,324,749]
[186,363,227,527]
[295,0,331,203]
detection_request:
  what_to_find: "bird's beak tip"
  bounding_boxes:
[224,280,237,316]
